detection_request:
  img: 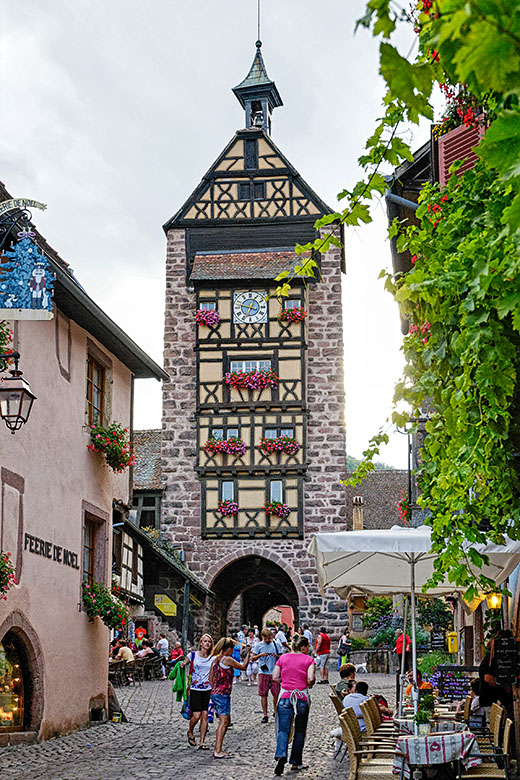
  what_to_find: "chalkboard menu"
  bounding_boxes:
[494,636,518,685]
[431,631,446,651]
[437,665,475,701]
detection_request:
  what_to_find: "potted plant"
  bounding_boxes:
[82,580,129,631]
[278,307,307,323]
[218,500,239,517]
[204,436,247,457]
[265,500,290,519]
[223,369,278,391]
[414,692,435,735]
[88,421,135,473]
[0,550,16,600]
[195,309,220,327]
[260,435,300,456]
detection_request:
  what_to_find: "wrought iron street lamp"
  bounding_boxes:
[485,591,503,611]
[0,352,36,433]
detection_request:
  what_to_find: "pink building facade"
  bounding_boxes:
[0,186,166,743]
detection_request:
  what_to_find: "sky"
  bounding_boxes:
[0,0,432,468]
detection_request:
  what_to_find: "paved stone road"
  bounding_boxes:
[0,673,396,780]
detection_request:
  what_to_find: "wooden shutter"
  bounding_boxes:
[438,123,485,187]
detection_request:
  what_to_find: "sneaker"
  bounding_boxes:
[275,757,286,776]
[290,765,309,771]
[261,715,269,723]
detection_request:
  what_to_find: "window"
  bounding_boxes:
[132,492,161,530]
[253,181,266,199]
[199,301,216,311]
[281,428,294,438]
[264,427,293,439]
[0,636,24,730]
[227,428,239,439]
[131,540,139,584]
[285,300,301,310]
[210,426,239,440]
[221,481,235,502]
[86,356,104,425]
[238,183,250,200]
[244,139,258,170]
[270,480,283,503]
[237,181,266,200]
[83,520,96,585]
[230,359,271,373]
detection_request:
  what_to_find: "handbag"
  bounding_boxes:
[338,640,348,657]
[180,700,191,720]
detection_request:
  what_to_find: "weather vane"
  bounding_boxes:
[257,0,261,43]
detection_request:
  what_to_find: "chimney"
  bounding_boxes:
[352,495,363,530]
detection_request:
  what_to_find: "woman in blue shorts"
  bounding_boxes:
[209,637,251,759]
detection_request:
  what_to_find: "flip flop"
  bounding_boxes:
[198,744,209,750]
[213,753,233,759]
[187,734,196,747]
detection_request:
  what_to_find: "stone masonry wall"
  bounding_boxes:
[161,228,348,642]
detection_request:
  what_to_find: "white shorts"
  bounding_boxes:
[315,654,329,669]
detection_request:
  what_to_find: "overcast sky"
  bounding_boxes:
[0,0,431,468]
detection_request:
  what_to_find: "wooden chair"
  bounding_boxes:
[339,711,403,780]
[108,660,124,687]
[458,718,513,780]
[361,700,397,743]
[123,660,136,686]
[345,706,396,748]
[330,691,345,717]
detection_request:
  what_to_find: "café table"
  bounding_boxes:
[394,719,467,736]
[392,729,481,780]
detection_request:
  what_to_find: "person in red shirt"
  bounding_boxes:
[170,641,184,662]
[394,628,411,672]
[315,626,331,684]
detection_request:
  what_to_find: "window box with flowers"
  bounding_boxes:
[396,489,411,524]
[82,580,129,631]
[195,309,220,327]
[260,435,300,456]
[277,307,307,324]
[265,501,291,519]
[205,436,247,457]
[218,500,239,517]
[0,550,17,600]
[223,369,278,391]
[88,421,135,473]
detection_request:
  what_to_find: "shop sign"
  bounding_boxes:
[154,594,177,616]
[190,593,202,607]
[24,532,79,569]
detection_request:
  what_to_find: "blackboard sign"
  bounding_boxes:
[437,665,476,701]
[494,636,518,685]
[431,631,446,651]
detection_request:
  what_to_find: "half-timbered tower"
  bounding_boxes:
[161,42,347,634]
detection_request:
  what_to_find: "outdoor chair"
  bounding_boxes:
[338,711,403,780]
[329,691,346,717]
[477,704,504,752]
[108,660,125,687]
[361,699,397,742]
[143,657,155,680]
[344,706,396,749]
[133,657,146,685]
[458,718,513,780]
[123,660,136,686]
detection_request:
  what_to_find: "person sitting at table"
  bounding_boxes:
[115,640,134,663]
[170,641,184,663]
[405,669,433,698]
[342,680,370,732]
[454,679,486,729]
[136,639,155,658]
[336,663,356,698]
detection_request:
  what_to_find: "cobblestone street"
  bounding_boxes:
[0,673,395,780]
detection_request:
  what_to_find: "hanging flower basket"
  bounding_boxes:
[223,369,278,390]
[260,436,300,456]
[82,580,129,631]
[277,307,307,323]
[196,309,220,327]
[88,421,135,473]
[218,500,239,516]
[396,489,411,524]
[265,501,290,519]
[0,550,17,600]
[205,436,247,456]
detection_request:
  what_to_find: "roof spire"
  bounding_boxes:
[232,39,283,135]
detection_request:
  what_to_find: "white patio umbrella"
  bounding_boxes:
[308,525,520,728]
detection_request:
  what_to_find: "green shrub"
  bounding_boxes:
[418,651,452,679]
[350,637,369,650]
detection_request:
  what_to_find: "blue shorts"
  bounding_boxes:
[211,693,231,717]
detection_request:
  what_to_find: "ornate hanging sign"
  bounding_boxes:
[0,198,47,217]
[0,227,55,320]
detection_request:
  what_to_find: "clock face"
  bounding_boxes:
[233,291,268,324]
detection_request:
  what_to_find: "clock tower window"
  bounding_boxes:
[230,359,271,373]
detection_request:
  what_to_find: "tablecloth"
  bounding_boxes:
[392,730,481,779]
[394,719,467,735]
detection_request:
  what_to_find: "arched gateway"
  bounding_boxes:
[160,41,347,639]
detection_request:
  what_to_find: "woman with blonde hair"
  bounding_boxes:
[209,636,251,759]
[184,633,214,749]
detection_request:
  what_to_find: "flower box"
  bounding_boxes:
[204,437,247,457]
[278,307,306,323]
[82,580,129,631]
[265,501,291,519]
[195,309,220,327]
[88,421,135,473]
[223,369,278,390]
[218,500,239,516]
[0,550,16,600]
[259,435,300,456]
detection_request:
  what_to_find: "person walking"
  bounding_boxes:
[245,628,258,685]
[337,627,351,670]
[315,626,331,684]
[156,633,169,679]
[252,627,281,723]
[302,624,313,646]
[272,634,315,775]
[394,628,411,672]
[274,624,289,654]
[185,634,214,750]
[209,637,251,760]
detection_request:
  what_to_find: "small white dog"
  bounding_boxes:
[355,663,367,674]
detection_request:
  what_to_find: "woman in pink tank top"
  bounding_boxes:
[209,637,251,760]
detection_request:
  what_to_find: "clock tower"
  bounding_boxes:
[161,42,347,635]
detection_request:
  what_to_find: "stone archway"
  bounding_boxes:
[209,555,300,635]
[0,611,45,735]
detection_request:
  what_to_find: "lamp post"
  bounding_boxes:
[0,352,36,433]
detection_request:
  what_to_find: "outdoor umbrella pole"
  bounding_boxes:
[410,554,419,734]
[398,595,409,719]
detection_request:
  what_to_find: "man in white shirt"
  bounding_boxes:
[302,624,313,647]
[156,633,169,679]
[274,626,289,653]
[342,681,369,732]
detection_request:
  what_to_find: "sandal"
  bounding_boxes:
[213,753,232,759]
[198,744,209,750]
[187,733,196,747]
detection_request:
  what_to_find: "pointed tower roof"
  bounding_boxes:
[232,41,283,133]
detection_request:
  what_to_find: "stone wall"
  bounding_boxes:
[161,228,348,641]
[344,470,408,529]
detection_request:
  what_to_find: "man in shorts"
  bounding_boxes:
[252,627,281,723]
[315,626,331,684]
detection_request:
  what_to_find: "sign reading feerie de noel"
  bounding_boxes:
[24,532,80,569]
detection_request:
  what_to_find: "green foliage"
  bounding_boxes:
[364,596,393,628]
[417,598,453,630]
[350,636,370,649]
[82,580,129,631]
[346,453,395,470]
[414,692,435,725]
[418,651,452,678]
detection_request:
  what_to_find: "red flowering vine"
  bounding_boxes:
[409,321,431,344]
[0,550,17,600]
[218,500,239,516]
[196,309,220,327]
[224,369,278,390]
[88,421,135,473]
[205,436,247,457]
[260,435,300,456]
[278,307,307,323]
[265,501,291,519]
[82,580,129,630]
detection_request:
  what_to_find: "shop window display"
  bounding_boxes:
[0,639,24,729]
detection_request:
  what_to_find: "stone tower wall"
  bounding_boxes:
[161,227,348,640]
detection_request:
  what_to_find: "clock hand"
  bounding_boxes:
[243,301,256,314]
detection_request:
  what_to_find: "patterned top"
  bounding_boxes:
[211,658,234,696]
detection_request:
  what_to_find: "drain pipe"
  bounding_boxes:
[385,192,419,212]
